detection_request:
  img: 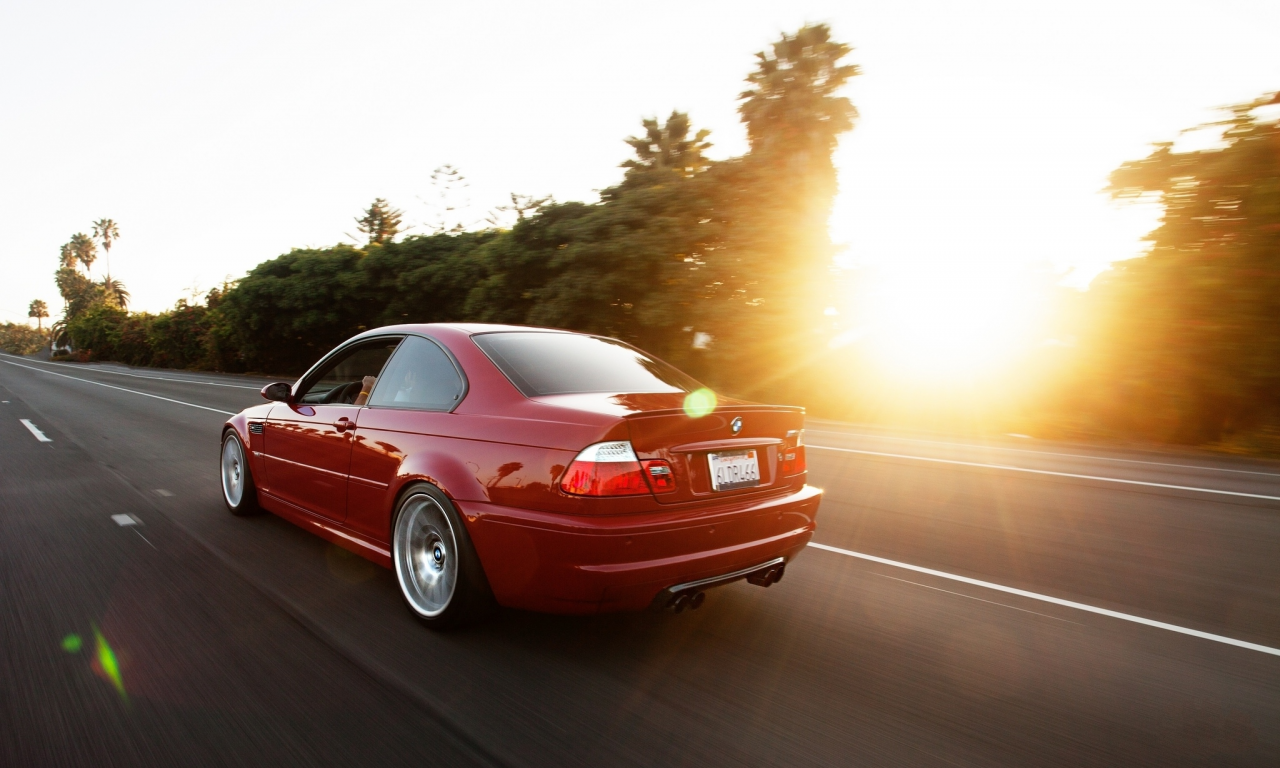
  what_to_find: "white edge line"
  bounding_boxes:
[808,444,1280,502]
[0,353,262,390]
[1,359,235,416]
[19,419,52,442]
[809,542,1280,658]
[806,428,1280,478]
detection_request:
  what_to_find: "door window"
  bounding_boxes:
[296,338,402,405]
[368,336,465,411]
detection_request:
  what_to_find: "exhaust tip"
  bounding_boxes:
[747,564,786,588]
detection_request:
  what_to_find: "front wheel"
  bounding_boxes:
[221,431,260,516]
[392,484,493,628]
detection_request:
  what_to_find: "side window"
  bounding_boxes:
[297,338,402,405]
[368,336,464,411]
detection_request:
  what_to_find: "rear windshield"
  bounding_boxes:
[473,332,702,397]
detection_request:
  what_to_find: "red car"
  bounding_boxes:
[220,324,821,626]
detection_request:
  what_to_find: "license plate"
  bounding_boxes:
[709,449,761,492]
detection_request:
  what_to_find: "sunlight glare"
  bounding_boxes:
[846,267,1051,381]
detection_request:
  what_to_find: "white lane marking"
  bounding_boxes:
[0,359,235,416]
[134,530,157,548]
[806,428,1280,478]
[111,514,140,526]
[154,489,174,497]
[808,445,1280,502]
[873,573,1080,624]
[809,542,1280,658]
[0,353,263,390]
[19,419,51,442]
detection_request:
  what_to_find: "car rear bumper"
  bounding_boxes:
[460,484,821,614]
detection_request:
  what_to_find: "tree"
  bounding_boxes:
[354,198,404,246]
[92,219,120,277]
[28,299,48,330]
[68,233,97,274]
[99,276,131,309]
[1082,92,1280,444]
[427,165,471,234]
[621,111,712,178]
[739,24,860,161]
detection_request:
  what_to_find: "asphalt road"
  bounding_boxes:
[2,352,1278,767]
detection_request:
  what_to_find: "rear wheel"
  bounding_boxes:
[392,484,492,627]
[221,431,260,515]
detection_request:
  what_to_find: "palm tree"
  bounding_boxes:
[622,111,713,177]
[92,219,120,278]
[98,277,130,309]
[28,299,48,330]
[68,233,97,274]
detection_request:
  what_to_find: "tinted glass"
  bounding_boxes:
[473,332,701,397]
[368,336,464,410]
[298,339,401,404]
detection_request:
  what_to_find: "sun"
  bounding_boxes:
[832,265,1054,382]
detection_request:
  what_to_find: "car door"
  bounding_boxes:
[264,337,402,522]
[346,335,467,542]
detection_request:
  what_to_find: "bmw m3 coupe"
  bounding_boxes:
[220,324,821,626]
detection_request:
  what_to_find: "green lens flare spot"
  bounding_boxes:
[92,626,126,699]
[683,388,717,418]
[61,634,83,653]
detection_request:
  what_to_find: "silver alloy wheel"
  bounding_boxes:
[221,435,246,507]
[394,493,459,618]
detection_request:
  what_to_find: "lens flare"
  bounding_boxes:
[92,625,126,700]
[61,633,83,653]
[683,388,717,418]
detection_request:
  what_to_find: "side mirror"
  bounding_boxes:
[261,382,292,402]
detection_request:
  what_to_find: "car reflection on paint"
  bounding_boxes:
[221,324,820,627]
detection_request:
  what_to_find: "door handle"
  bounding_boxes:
[333,417,354,433]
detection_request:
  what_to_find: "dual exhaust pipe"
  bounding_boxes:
[664,562,786,612]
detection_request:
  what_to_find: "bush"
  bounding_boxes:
[0,323,48,355]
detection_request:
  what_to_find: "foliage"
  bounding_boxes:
[98,276,130,309]
[28,299,49,330]
[211,245,373,374]
[621,111,712,178]
[68,233,97,274]
[0,323,47,355]
[92,218,120,274]
[354,198,404,246]
[1080,93,1280,444]
[739,24,860,160]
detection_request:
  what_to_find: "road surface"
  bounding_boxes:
[2,352,1278,766]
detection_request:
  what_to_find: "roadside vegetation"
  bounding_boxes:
[31,25,1280,454]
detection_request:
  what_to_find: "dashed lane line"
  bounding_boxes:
[19,419,52,442]
[807,444,1280,502]
[0,359,235,416]
[809,542,1280,658]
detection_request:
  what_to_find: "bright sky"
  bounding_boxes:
[2,0,1278,327]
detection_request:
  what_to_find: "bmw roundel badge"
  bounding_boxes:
[731,416,743,435]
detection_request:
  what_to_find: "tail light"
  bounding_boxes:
[560,441,676,496]
[781,430,807,476]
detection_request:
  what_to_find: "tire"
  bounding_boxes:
[392,483,493,628]
[221,430,261,516]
